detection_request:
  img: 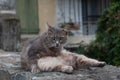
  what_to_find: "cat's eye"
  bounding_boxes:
[59,38,63,42]
[53,38,55,40]
[51,37,56,41]
[59,38,62,41]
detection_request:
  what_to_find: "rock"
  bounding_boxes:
[10,67,120,80]
[0,51,120,80]
[0,51,20,69]
[0,70,11,80]
[11,72,32,80]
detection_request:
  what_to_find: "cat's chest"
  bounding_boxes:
[36,47,61,58]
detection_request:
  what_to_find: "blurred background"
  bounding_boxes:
[0,0,110,34]
[1,0,120,66]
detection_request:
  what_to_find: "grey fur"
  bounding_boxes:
[21,26,67,72]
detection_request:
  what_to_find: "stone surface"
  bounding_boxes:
[0,70,11,80]
[0,50,120,80]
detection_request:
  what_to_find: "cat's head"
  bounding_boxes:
[45,24,68,49]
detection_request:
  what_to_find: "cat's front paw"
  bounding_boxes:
[31,64,40,73]
[97,62,106,67]
[61,66,73,73]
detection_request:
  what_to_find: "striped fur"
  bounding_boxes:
[37,49,106,73]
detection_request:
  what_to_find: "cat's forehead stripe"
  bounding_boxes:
[53,29,63,36]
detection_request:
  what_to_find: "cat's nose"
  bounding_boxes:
[56,41,60,47]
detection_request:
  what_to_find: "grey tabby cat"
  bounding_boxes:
[21,24,67,73]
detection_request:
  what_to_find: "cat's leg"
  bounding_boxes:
[61,49,106,68]
[76,54,106,68]
[37,57,73,73]
[31,64,40,73]
[29,59,40,73]
[55,65,73,73]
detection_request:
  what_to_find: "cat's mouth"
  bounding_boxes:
[49,47,59,51]
[50,44,60,49]
[50,47,59,49]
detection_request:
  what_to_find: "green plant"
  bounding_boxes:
[95,1,120,66]
[111,0,120,3]
[77,1,120,66]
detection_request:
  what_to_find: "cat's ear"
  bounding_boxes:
[46,23,54,34]
[47,22,53,29]
[61,29,68,35]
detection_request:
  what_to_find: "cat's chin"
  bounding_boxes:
[50,46,59,49]
[49,47,60,52]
